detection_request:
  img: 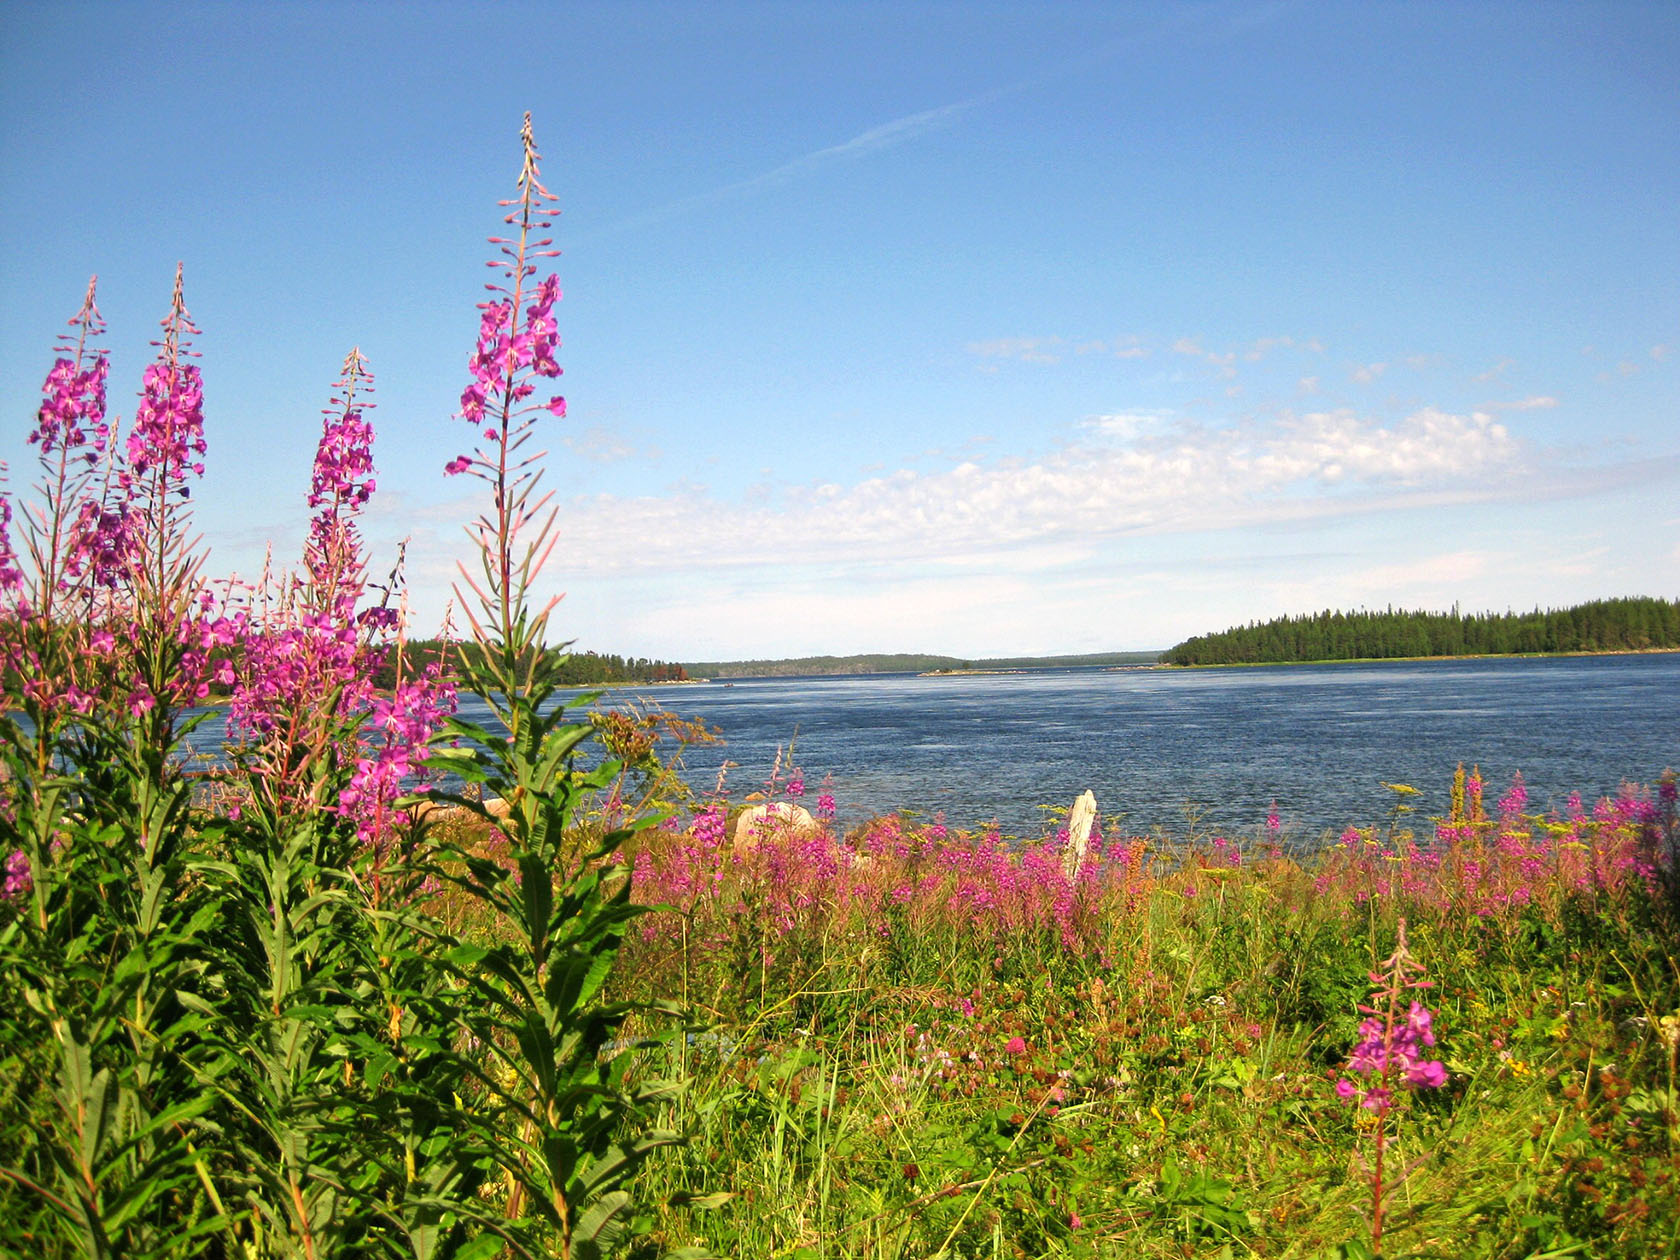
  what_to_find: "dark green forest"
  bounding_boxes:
[1162,597,1680,666]
[370,641,688,689]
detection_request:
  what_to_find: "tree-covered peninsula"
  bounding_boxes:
[1163,596,1680,666]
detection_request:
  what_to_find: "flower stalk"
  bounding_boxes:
[1334,917,1447,1254]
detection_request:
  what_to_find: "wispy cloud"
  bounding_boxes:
[967,335,1065,365]
[561,425,658,463]
[591,96,995,239]
[1244,335,1295,361]
[435,405,1667,580]
[1079,410,1170,439]
[1483,395,1558,412]
[1171,336,1242,378]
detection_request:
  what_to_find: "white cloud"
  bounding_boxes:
[486,406,1536,578]
[1081,411,1169,439]
[1547,545,1611,579]
[969,332,1159,363]
[1171,336,1242,377]
[1651,344,1671,362]
[1244,335,1296,361]
[561,425,653,463]
[1483,395,1558,412]
[967,336,1063,364]
[1349,361,1387,384]
[1355,550,1491,588]
[1472,357,1516,382]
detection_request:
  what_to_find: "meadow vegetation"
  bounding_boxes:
[601,756,1680,1258]
[2,117,1677,1260]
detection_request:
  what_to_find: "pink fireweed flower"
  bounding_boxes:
[1335,921,1446,1116]
[1499,770,1528,821]
[124,266,205,500]
[692,804,727,848]
[2,848,31,900]
[1005,1036,1027,1055]
[1267,801,1280,834]
[32,276,110,460]
[785,772,805,798]
[338,665,458,845]
[17,277,130,612]
[451,118,565,481]
[35,354,112,458]
[308,358,377,514]
[0,492,21,593]
[816,791,836,819]
[304,350,378,616]
[67,499,134,590]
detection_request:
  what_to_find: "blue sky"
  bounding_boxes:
[3,1,1675,660]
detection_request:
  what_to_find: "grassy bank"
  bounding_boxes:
[562,774,1680,1258]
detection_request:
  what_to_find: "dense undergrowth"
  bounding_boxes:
[594,764,1680,1258]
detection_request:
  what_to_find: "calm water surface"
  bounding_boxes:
[189,654,1679,846]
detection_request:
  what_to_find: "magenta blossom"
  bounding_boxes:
[1336,922,1447,1115]
[32,276,110,460]
[2,849,31,900]
[0,493,21,593]
[127,352,204,493]
[448,116,566,484]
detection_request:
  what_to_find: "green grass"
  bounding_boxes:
[602,806,1680,1259]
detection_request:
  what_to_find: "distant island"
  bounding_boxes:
[381,597,1680,685]
[1162,596,1680,667]
[679,650,1162,679]
[375,644,1163,687]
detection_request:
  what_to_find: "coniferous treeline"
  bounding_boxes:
[367,641,688,689]
[196,641,688,697]
[1163,597,1680,666]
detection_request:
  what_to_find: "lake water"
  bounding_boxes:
[189,653,1680,847]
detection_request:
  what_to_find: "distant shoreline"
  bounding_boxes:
[1162,646,1680,670]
